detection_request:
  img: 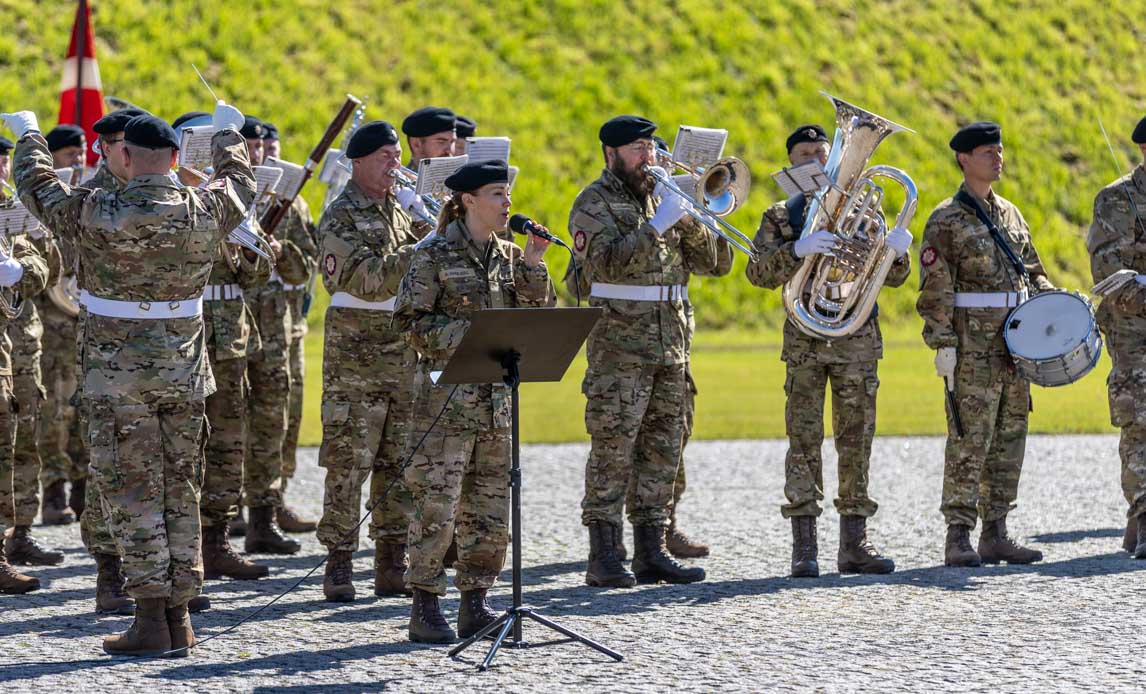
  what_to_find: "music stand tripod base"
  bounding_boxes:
[436,308,622,671]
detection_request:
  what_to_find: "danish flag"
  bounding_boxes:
[57,0,104,166]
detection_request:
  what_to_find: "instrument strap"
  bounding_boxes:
[954,189,1030,290]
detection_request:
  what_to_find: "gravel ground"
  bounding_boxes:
[2,435,1142,692]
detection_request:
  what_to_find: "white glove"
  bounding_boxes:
[934,347,957,380]
[1091,269,1138,297]
[0,256,23,287]
[649,188,691,235]
[793,230,837,258]
[648,166,669,199]
[212,101,244,133]
[885,226,913,258]
[395,187,428,218]
[1,111,40,138]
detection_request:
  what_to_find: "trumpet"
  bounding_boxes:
[390,166,440,226]
[645,149,757,260]
[0,232,25,319]
[228,206,277,263]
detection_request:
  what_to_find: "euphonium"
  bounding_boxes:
[781,93,918,339]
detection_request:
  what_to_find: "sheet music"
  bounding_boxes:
[177,126,215,172]
[0,202,41,236]
[771,160,831,198]
[671,126,727,169]
[465,137,511,165]
[318,149,348,185]
[253,166,284,200]
[53,167,82,186]
[417,155,469,197]
[265,157,305,200]
[508,166,519,192]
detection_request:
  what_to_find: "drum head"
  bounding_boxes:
[1005,292,1093,360]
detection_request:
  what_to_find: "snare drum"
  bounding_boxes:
[1003,290,1103,387]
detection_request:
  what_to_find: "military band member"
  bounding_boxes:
[1086,115,1146,559]
[314,121,429,602]
[452,115,476,156]
[9,105,255,655]
[262,121,281,161]
[746,125,910,577]
[571,116,726,589]
[917,121,1052,567]
[401,107,457,171]
[394,160,555,643]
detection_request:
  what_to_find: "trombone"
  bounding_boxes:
[389,165,440,226]
[645,147,757,260]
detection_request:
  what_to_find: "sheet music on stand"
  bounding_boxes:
[253,166,284,201]
[771,160,832,198]
[465,137,511,165]
[178,126,215,172]
[415,155,469,197]
[671,125,727,169]
[53,166,83,186]
[0,202,41,237]
[265,157,305,200]
[318,148,347,185]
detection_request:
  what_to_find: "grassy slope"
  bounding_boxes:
[2,1,1136,442]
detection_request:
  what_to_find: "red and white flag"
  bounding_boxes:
[57,0,104,166]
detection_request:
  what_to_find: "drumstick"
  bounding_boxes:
[945,376,964,438]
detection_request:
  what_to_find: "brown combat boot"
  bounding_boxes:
[1124,515,1138,553]
[0,542,40,594]
[323,549,355,602]
[632,524,705,584]
[41,480,75,525]
[457,588,499,639]
[978,517,1043,565]
[69,477,87,519]
[666,516,709,559]
[944,524,982,567]
[408,588,456,643]
[203,525,269,580]
[102,597,171,657]
[838,515,895,574]
[94,553,135,615]
[585,521,636,588]
[5,526,64,565]
[228,508,247,537]
[245,506,301,555]
[1132,513,1146,560]
[790,516,819,578]
[166,601,195,658]
[374,542,412,597]
[187,595,211,612]
[613,528,627,562]
[276,505,317,534]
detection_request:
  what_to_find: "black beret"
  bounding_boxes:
[1133,116,1146,145]
[402,106,456,137]
[0,136,13,155]
[346,120,400,159]
[240,116,264,140]
[45,125,85,152]
[445,159,510,192]
[785,124,829,153]
[171,111,210,130]
[93,108,150,135]
[652,135,670,152]
[124,115,180,150]
[261,122,279,140]
[454,115,477,139]
[599,115,657,147]
[949,121,1002,153]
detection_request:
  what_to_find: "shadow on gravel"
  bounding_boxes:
[1029,527,1123,544]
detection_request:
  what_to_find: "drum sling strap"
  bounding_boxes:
[954,189,1031,291]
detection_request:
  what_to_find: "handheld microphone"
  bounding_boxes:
[509,213,569,249]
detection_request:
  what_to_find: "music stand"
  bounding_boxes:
[440,307,623,671]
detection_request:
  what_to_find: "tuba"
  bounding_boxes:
[782,93,918,339]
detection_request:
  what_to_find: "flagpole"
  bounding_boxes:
[74,0,85,125]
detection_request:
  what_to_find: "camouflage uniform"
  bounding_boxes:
[393,218,555,595]
[281,206,318,487]
[243,197,312,510]
[14,129,255,603]
[917,183,1054,528]
[569,168,730,529]
[201,244,271,527]
[746,196,911,518]
[1086,165,1146,522]
[315,182,430,551]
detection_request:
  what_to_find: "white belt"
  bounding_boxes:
[954,292,1021,308]
[270,270,305,292]
[329,292,396,311]
[203,284,244,301]
[80,290,203,319]
[590,283,689,302]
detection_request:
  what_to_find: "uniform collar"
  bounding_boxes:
[445,218,504,265]
[1132,164,1146,192]
[124,173,181,191]
[957,181,998,209]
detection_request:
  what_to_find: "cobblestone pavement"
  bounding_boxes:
[2,436,1142,692]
